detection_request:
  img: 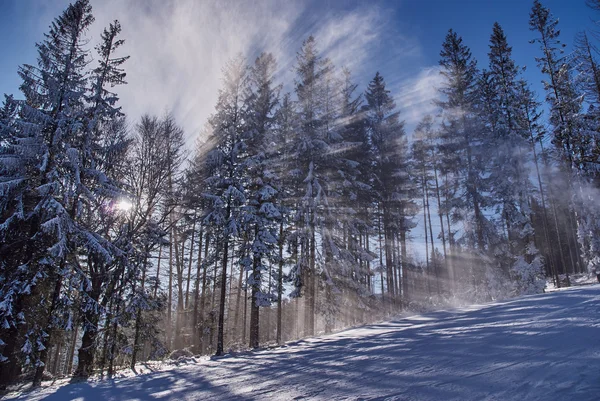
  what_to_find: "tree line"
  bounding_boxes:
[1,0,599,388]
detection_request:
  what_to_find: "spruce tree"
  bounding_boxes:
[290,36,332,336]
[202,56,249,355]
[73,18,131,379]
[364,72,413,304]
[243,52,281,348]
[530,0,586,278]
[484,23,544,295]
[0,0,126,385]
[437,29,491,296]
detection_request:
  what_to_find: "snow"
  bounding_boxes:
[7,285,600,400]
[545,273,598,292]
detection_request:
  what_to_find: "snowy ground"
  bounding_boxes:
[6,284,600,401]
[545,272,599,292]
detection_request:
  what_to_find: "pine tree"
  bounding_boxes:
[364,72,413,304]
[203,56,249,356]
[412,118,434,287]
[73,18,131,379]
[530,0,586,278]
[574,32,600,106]
[572,20,600,275]
[483,22,544,295]
[243,52,281,348]
[331,68,374,323]
[529,0,584,172]
[0,0,129,385]
[573,31,600,180]
[271,93,297,344]
[437,29,491,297]
[290,36,333,336]
[515,80,563,286]
[0,94,31,387]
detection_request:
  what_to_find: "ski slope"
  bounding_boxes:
[6,285,600,401]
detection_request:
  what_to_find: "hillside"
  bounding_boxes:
[6,285,600,401]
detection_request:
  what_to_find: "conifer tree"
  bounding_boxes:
[529,0,584,172]
[73,18,131,379]
[0,0,126,384]
[483,23,544,295]
[437,29,491,296]
[364,72,412,303]
[202,56,249,355]
[530,0,586,278]
[243,52,281,348]
[290,36,332,336]
[271,93,297,344]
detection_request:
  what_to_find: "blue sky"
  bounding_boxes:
[0,0,593,138]
[0,0,594,258]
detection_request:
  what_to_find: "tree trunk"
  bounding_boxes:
[433,165,448,269]
[167,227,173,349]
[185,220,196,310]
[51,341,61,375]
[107,276,125,377]
[234,238,247,341]
[548,186,567,285]
[33,273,63,386]
[192,230,203,353]
[209,246,218,352]
[400,230,408,303]
[266,261,272,342]
[153,245,163,298]
[174,228,185,350]
[249,234,260,349]
[131,250,148,370]
[307,219,316,336]
[243,269,249,344]
[444,173,455,288]
[276,220,284,344]
[66,321,79,376]
[216,200,232,356]
[99,298,112,376]
[425,180,438,294]
[378,212,385,301]
[384,215,395,299]
[198,233,210,353]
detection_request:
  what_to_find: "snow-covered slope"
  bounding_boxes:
[6,285,600,401]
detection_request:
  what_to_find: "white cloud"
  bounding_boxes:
[15,0,424,148]
[87,0,396,146]
[89,0,303,146]
[90,0,426,147]
[394,65,444,129]
[315,8,381,71]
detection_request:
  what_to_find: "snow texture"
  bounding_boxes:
[6,285,600,400]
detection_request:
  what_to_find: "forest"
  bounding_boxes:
[0,0,599,389]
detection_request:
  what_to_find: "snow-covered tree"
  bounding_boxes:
[202,55,249,356]
[242,52,282,348]
[482,22,544,296]
[289,36,334,336]
[364,72,415,303]
[529,0,586,173]
[0,0,129,385]
[73,18,131,379]
[271,92,298,343]
[530,0,588,279]
[436,30,495,297]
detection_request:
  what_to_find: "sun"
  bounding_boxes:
[116,199,133,212]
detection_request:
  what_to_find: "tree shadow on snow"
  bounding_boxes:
[20,285,600,401]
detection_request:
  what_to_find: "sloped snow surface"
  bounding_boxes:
[7,285,600,400]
